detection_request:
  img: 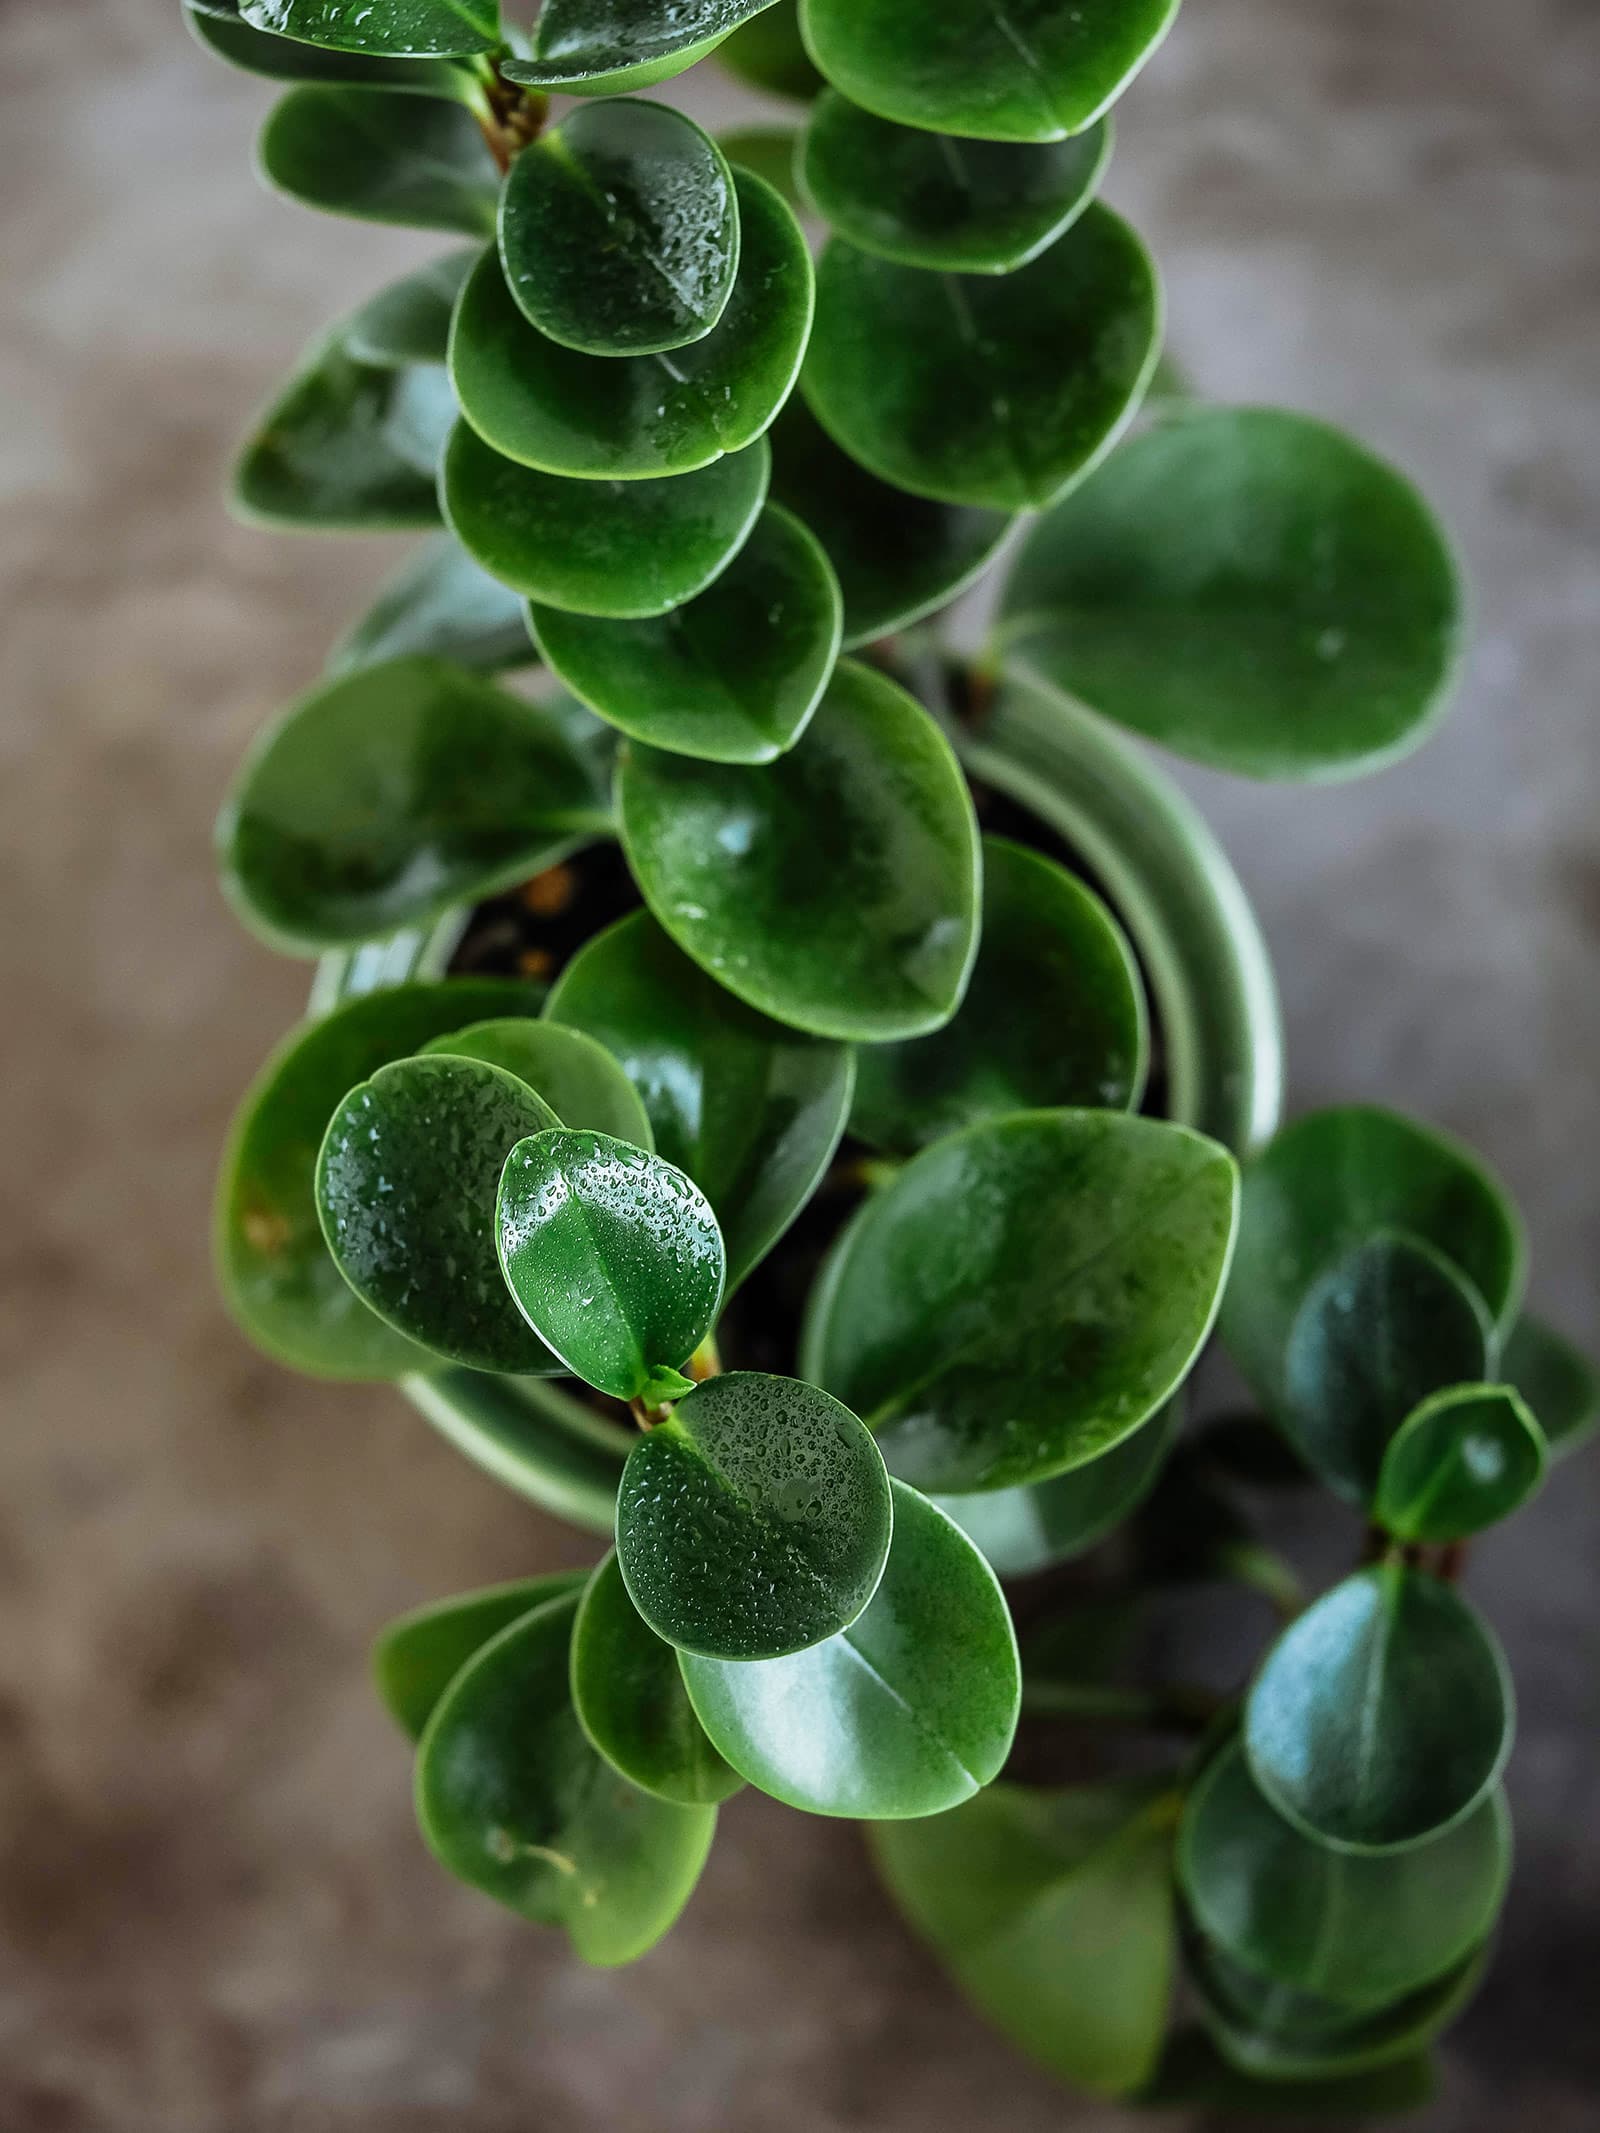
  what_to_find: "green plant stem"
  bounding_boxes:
[1210,1539,1305,1623]
[463,56,547,174]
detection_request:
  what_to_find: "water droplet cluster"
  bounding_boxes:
[618,1372,892,1659]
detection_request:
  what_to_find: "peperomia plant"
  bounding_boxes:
[196,0,1597,2110]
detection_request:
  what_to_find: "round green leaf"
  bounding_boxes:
[238,0,498,58]
[401,1367,625,1534]
[545,911,854,1290]
[871,1781,1178,2096]
[1221,1106,1526,1412]
[997,408,1465,779]
[717,2,822,100]
[936,1399,1178,1579]
[800,0,1177,142]
[317,1054,564,1371]
[615,1371,893,1660]
[421,1018,653,1146]
[805,207,1159,511]
[415,1590,716,1964]
[217,656,610,953]
[1179,1741,1511,2011]
[215,977,539,1379]
[962,678,1284,1159]
[804,1110,1239,1493]
[1280,1231,1494,1504]
[186,0,472,89]
[327,535,534,675]
[767,394,1014,647]
[1142,2029,1439,2116]
[1375,1385,1547,1543]
[450,168,812,479]
[496,1129,725,1401]
[257,85,498,233]
[1244,1565,1514,1853]
[1191,1935,1488,2083]
[503,0,779,92]
[802,92,1111,274]
[342,250,477,367]
[532,504,841,765]
[618,658,980,1041]
[233,337,455,530]
[440,421,770,618]
[375,1571,591,1739]
[851,835,1147,1155]
[571,1553,742,1805]
[681,1479,1017,1817]
[499,101,737,357]
[1502,1310,1599,1459]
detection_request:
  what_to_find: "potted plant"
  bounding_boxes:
[195,0,1596,2110]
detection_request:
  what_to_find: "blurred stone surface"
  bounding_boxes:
[0,0,1595,2126]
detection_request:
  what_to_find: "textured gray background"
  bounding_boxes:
[1,0,1596,2126]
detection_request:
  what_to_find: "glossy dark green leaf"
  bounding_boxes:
[415,1591,716,1963]
[185,0,471,88]
[936,1399,1178,1579]
[317,1054,564,1371]
[767,394,1014,647]
[805,208,1158,511]
[1191,1935,1488,2082]
[618,658,979,1041]
[1221,1106,1526,1412]
[440,421,770,618]
[215,978,538,1379]
[802,92,1111,273]
[343,250,477,367]
[421,1018,653,1145]
[451,169,811,479]
[1376,1385,1546,1543]
[680,1479,1016,1817]
[233,336,455,530]
[496,1130,725,1401]
[615,1372,893,1660]
[997,408,1465,779]
[961,679,1284,1158]
[218,656,609,952]
[851,835,1146,1155]
[499,101,737,357]
[238,0,498,57]
[1142,2029,1438,2116]
[1503,1310,1600,1458]
[402,1367,625,1534]
[717,2,822,100]
[872,1781,1177,2095]
[1280,1231,1494,1504]
[258,86,498,233]
[327,536,534,674]
[545,911,853,1290]
[532,505,841,765]
[1244,1565,1514,1853]
[375,1571,591,1739]
[570,1553,742,1805]
[800,0,1176,142]
[503,0,779,92]
[804,1110,1238,1493]
[1179,1740,1511,2010]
